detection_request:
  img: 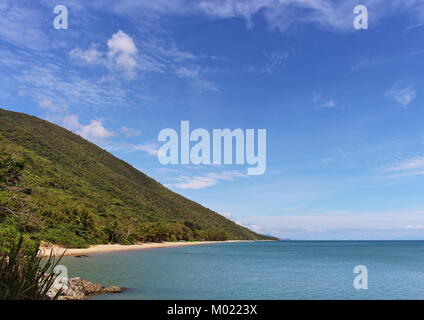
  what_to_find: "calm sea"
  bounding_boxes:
[60,241,424,300]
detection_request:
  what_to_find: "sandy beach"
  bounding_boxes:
[40,240,250,258]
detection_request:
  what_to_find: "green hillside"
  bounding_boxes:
[0,108,275,247]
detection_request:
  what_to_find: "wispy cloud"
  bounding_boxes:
[376,156,424,180]
[168,170,247,189]
[0,1,48,50]
[68,28,218,91]
[385,85,416,107]
[94,0,424,33]
[173,65,219,92]
[313,93,337,108]
[0,1,220,97]
[38,97,68,113]
[262,50,290,74]
[385,156,424,172]
[92,140,161,157]
[69,44,104,65]
[121,127,141,138]
[132,143,159,156]
[352,50,424,71]
[196,0,357,31]
[11,63,129,109]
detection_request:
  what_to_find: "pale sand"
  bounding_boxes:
[40,240,251,258]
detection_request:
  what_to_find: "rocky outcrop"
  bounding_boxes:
[47,277,125,300]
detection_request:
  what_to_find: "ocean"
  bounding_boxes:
[60,241,424,300]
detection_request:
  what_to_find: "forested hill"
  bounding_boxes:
[0,108,275,247]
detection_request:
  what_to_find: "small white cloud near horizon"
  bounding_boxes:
[385,85,416,107]
[221,212,233,218]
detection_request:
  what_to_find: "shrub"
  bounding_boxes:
[40,226,90,248]
[195,229,231,241]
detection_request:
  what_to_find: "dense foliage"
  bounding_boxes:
[0,108,276,247]
[0,235,63,300]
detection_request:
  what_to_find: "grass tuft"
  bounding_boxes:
[0,234,64,300]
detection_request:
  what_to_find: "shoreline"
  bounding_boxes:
[40,240,257,258]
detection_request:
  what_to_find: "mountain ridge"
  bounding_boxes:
[0,108,275,247]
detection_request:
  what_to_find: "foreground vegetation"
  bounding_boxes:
[0,108,276,248]
[0,235,62,300]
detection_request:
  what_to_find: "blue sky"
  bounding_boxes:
[2,0,424,239]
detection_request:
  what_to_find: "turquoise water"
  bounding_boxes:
[60,241,424,300]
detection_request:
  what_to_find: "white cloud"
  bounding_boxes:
[100,0,424,33]
[173,65,219,92]
[236,220,264,233]
[352,50,424,71]
[207,170,247,181]
[319,99,336,108]
[4,0,424,58]
[313,93,337,108]
[68,29,218,91]
[38,97,67,112]
[107,30,138,75]
[221,212,233,218]
[69,44,103,64]
[11,62,130,109]
[385,156,424,172]
[174,66,201,79]
[70,30,138,77]
[386,85,416,107]
[247,50,291,74]
[62,115,115,142]
[172,176,218,189]
[90,140,162,156]
[199,0,424,32]
[0,1,48,50]
[169,170,247,189]
[80,120,116,140]
[133,143,159,156]
[262,50,290,74]
[280,206,304,212]
[382,156,424,179]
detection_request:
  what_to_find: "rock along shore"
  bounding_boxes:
[47,277,125,300]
